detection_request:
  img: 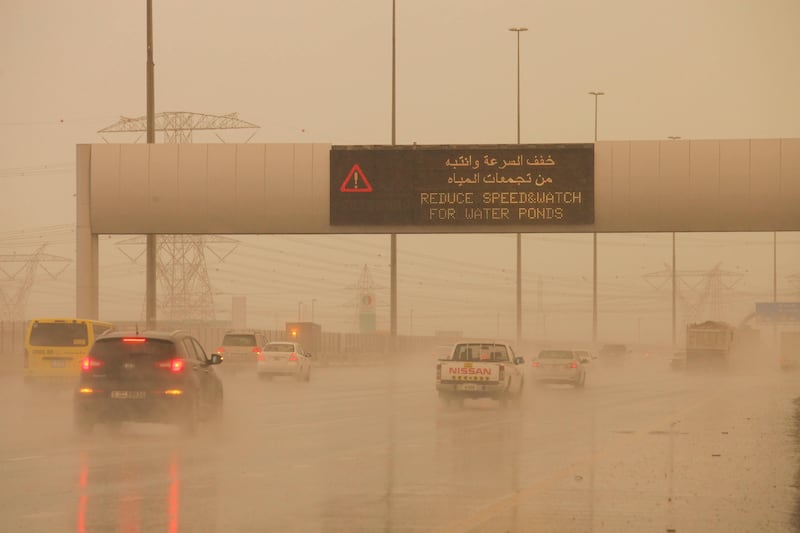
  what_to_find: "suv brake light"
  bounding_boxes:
[252,347,262,354]
[80,356,103,371]
[289,352,298,362]
[217,347,225,353]
[156,358,186,373]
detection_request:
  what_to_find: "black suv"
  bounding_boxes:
[74,330,223,435]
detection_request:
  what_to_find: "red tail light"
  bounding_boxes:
[156,358,186,373]
[252,347,262,354]
[532,361,540,368]
[80,356,103,371]
[257,354,265,361]
[289,352,298,362]
[217,347,225,353]
[569,362,578,369]
[122,337,147,343]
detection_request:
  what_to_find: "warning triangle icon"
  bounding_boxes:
[340,164,373,193]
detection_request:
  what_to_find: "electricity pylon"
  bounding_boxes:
[98,111,259,144]
[0,244,71,320]
[643,262,743,324]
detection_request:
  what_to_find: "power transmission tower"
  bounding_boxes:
[643,262,743,324]
[0,244,71,320]
[98,111,259,323]
[98,111,259,144]
[116,235,238,322]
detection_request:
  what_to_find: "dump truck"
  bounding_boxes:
[685,320,734,371]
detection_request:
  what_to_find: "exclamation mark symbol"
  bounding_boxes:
[353,171,360,189]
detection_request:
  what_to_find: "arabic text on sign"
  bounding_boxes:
[444,154,557,169]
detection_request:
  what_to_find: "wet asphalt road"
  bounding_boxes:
[0,354,798,532]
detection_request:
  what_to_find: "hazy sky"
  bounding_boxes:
[1,1,799,342]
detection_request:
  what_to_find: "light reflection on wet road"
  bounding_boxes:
[0,354,797,532]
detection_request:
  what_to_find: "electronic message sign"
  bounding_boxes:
[330,144,594,226]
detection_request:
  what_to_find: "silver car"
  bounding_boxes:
[215,329,269,373]
[531,349,588,388]
[256,341,312,382]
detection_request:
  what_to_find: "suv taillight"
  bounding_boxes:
[289,352,298,362]
[156,358,186,373]
[80,356,103,371]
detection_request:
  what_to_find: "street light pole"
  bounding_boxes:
[390,0,398,352]
[589,91,604,143]
[588,91,604,345]
[509,27,528,144]
[510,27,527,348]
[145,0,157,330]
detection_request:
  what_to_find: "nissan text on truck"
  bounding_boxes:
[435,341,525,408]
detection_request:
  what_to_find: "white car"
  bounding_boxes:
[257,341,312,381]
[531,349,587,388]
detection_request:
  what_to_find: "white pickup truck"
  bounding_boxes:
[435,341,526,407]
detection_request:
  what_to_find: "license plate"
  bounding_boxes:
[111,391,146,400]
[458,383,479,391]
[50,360,66,368]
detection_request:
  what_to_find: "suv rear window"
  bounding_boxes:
[91,338,176,358]
[221,334,257,347]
